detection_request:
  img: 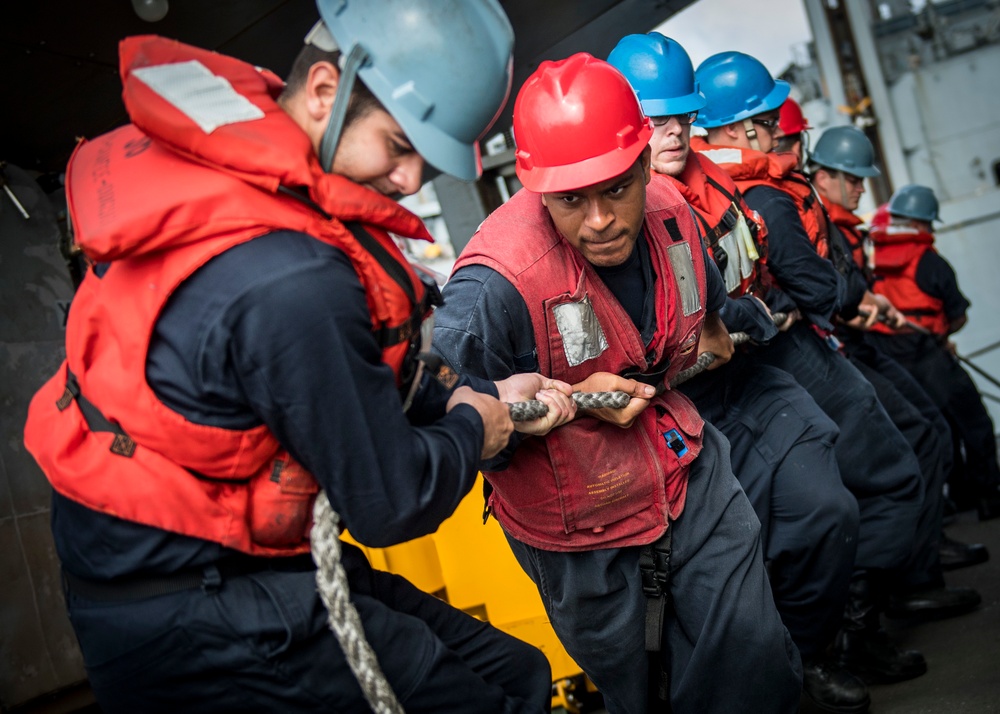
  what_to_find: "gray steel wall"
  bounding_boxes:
[0,164,86,709]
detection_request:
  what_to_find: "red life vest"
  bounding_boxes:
[868,205,948,336]
[692,137,830,260]
[24,36,434,556]
[822,198,872,276]
[665,151,771,298]
[453,177,707,552]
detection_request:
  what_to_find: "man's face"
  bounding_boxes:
[648,115,693,177]
[331,108,425,198]
[815,168,865,211]
[540,147,651,268]
[739,109,783,153]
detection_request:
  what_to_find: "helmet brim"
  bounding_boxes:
[402,114,484,182]
[638,92,706,119]
[811,159,882,178]
[846,165,881,178]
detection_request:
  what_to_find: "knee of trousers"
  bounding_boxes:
[772,476,859,559]
[807,484,860,552]
[508,642,553,704]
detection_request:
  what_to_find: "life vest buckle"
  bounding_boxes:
[110,433,137,458]
[663,429,688,459]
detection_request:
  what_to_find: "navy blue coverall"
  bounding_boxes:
[829,225,953,591]
[678,294,858,661]
[433,235,802,714]
[52,231,552,714]
[866,249,1000,503]
[742,185,922,573]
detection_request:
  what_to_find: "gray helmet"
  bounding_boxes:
[312,0,514,181]
[809,125,881,178]
[889,184,940,222]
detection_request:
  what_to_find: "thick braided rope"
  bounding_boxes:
[311,492,404,714]
[667,332,752,386]
[509,390,631,421]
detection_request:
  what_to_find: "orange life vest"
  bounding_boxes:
[665,151,770,298]
[452,177,707,552]
[822,198,872,276]
[692,137,830,260]
[24,36,434,556]
[868,205,948,336]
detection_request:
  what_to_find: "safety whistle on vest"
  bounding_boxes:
[663,429,688,459]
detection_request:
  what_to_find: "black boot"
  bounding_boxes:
[886,584,981,620]
[833,572,927,685]
[939,534,989,571]
[802,658,870,713]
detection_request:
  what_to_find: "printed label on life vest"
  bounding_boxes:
[133,60,265,134]
[667,243,702,317]
[553,297,609,367]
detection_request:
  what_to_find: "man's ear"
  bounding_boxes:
[640,144,652,184]
[304,61,341,122]
[723,121,742,141]
[540,193,548,208]
[812,168,830,193]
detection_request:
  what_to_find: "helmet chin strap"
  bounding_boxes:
[742,118,762,152]
[319,43,371,174]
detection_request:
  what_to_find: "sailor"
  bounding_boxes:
[866,185,1000,520]
[23,2,573,711]
[433,53,803,714]
[608,33,866,714]
[808,127,985,610]
[689,51,928,686]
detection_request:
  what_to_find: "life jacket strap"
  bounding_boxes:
[639,526,672,653]
[59,371,137,457]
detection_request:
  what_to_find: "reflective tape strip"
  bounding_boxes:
[132,60,265,134]
[554,297,609,367]
[667,243,702,317]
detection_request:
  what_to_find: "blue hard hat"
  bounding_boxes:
[607,33,706,117]
[693,51,790,128]
[889,184,940,222]
[314,0,514,181]
[809,126,881,177]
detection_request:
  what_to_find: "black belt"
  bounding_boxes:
[62,554,316,603]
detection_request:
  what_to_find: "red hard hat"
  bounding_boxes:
[779,97,811,135]
[513,53,652,193]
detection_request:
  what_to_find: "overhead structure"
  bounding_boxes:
[3,0,697,176]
